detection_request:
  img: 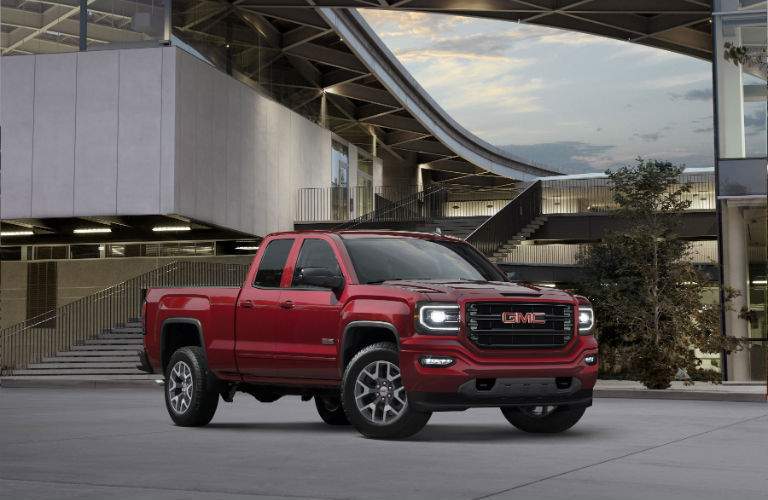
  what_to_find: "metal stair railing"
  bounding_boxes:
[334,183,449,230]
[0,260,248,374]
[465,181,543,256]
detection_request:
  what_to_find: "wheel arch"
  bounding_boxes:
[339,321,400,372]
[160,318,206,372]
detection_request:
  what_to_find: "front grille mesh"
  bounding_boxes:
[466,302,573,348]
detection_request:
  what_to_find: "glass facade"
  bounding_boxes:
[331,140,350,221]
[713,0,767,381]
[1,0,169,55]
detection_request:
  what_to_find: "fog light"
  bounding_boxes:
[584,354,597,366]
[419,355,455,367]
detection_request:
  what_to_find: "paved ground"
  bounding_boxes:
[0,388,766,500]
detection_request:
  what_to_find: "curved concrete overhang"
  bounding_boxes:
[320,8,557,181]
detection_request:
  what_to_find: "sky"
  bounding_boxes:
[360,10,719,174]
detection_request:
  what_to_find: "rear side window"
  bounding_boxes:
[253,239,294,288]
[292,239,341,286]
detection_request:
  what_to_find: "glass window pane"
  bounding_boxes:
[292,239,340,286]
[253,239,294,288]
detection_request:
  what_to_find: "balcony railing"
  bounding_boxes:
[296,184,517,224]
[541,172,715,214]
[494,240,719,266]
[0,260,248,374]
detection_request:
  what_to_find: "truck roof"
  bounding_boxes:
[265,229,463,241]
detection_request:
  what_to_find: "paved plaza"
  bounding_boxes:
[0,387,766,500]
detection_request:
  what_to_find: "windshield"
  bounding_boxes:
[343,237,505,284]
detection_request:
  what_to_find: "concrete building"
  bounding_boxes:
[0,0,765,382]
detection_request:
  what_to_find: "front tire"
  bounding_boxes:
[501,405,586,433]
[315,394,350,426]
[341,342,431,439]
[164,346,219,427]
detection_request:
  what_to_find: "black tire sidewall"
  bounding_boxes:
[341,342,431,439]
[315,395,350,425]
[164,346,219,427]
[501,405,586,433]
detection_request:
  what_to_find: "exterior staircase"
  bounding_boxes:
[490,215,548,263]
[6,318,155,381]
[415,216,490,240]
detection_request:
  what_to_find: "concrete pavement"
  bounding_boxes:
[0,387,766,500]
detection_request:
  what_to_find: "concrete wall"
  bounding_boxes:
[0,48,176,218]
[1,47,333,234]
[173,49,331,235]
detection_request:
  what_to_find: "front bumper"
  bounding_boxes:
[400,336,598,411]
[410,383,592,412]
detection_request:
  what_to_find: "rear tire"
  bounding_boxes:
[501,405,586,433]
[164,346,219,427]
[341,342,431,439]
[315,394,350,426]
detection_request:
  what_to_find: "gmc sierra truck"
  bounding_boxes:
[139,230,598,439]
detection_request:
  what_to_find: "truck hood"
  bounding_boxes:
[377,279,574,302]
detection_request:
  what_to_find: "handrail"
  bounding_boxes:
[0,260,248,374]
[334,183,449,230]
[466,181,543,256]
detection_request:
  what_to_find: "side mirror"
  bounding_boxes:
[297,267,344,292]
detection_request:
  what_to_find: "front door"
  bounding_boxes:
[235,237,295,379]
[273,236,344,380]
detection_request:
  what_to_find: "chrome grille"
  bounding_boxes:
[466,302,573,348]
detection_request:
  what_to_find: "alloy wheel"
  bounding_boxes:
[354,360,407,425]
[168,361,193,414]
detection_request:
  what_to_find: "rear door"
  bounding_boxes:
[272,236,345,380]
[235,237,295,379]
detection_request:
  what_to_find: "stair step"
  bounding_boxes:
[83,338,143,345]
[97,334,143,340]
[12,368,145,376]
[27,362,140,370]
[42,356,139,363]
[71,344,141,351]
[1,374,158,382]
[56,350,139,357]
[108,326,144,334]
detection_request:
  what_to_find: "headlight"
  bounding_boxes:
[417,303,460,333]
[578,306,594,334]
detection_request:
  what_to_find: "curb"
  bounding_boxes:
[594,388,766,403]
[0,377,164,389]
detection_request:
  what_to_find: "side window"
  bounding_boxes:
[292,239,341,287]
[253,239,294,288]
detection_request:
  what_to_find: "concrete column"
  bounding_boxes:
[723,202,751,381]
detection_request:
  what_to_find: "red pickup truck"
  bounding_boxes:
[139,230,598,439]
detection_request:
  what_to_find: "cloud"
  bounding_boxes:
[693,126,713,133]
[634,132,663,142]
[360,11,470,40]
[500,141,615,173]
[744,110,766,135]
[669,88,712,101]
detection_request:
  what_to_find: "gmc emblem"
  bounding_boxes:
[501,311,546,325]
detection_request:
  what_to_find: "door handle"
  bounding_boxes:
[240,300,255,309]
[279,300,294,310]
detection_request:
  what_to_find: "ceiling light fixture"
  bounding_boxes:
[74,228,111,234]
[235,246,259,251]
[152,226,192,232]
[1,230,34,236]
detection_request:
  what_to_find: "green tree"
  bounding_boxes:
[577,159,739,389]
